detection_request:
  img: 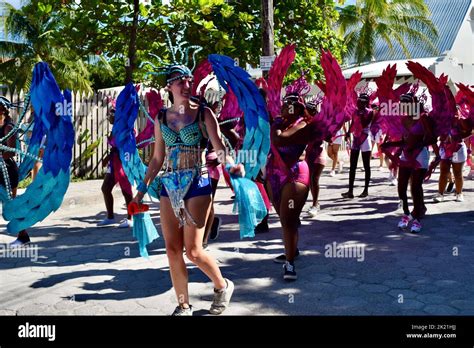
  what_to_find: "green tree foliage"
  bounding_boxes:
[0,1,97,93]
[337,0,438,65]
[2,0,347,89]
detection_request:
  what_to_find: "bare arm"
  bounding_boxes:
[133,120,166,202]
[272,121,322,147]
[203,108,243,176]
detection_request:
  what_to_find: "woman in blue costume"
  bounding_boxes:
[131,64,245,316]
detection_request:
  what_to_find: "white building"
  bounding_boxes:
[342,0,474,90]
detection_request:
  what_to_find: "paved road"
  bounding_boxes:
[1,160,473,316]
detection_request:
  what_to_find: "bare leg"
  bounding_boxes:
[203,178,219,246]
[159,197,189,307]
[278,182,309,262]
[101,173,116,219]
[183,194,226,290]
[438,160,450,195]
[452,162,464,194]
[310,164,324,207]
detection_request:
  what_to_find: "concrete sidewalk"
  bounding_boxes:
[1,162,474,316]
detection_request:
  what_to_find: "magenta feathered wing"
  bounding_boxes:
[345,71,362,121]
[310,50,348,141]
[135,89,163,149]
[192,59,213,96]
[220,87,243,121]
[266,44,296,119]
[406,61,456,138]
[456,83,474,123]
[375,64,406,140]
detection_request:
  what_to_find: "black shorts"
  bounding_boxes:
[0,158,19,190]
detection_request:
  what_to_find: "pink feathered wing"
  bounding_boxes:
[306,50,348,165]
[406,61,456,138]
[266,44,297,119]
[310,50,348,141]
[192,59,213,96]
[136,89,163,149]
[456,83,474,123]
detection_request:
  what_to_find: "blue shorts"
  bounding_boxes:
[160,172,212,200]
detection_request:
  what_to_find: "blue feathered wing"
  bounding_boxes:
[18,112,47,181]
[208,54,270,180]
[2,62,75,234]
[208,54,270,238]
[112,83,160,198]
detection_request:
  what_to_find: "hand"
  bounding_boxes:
[229,163,245,177]
[132,192,144,205]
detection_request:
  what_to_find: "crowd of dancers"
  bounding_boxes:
[1,41,473,316]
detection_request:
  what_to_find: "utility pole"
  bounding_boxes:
[261,0,274,78]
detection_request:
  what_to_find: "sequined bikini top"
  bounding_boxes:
[159,107,207,147]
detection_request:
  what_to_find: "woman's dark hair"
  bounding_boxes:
[358,93,370,102]
[168,90,174,104]
[0,104,12,126]
[400,92,418,103]
[165,72,175,104]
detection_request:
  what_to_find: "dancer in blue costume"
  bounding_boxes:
[132,64,244,316]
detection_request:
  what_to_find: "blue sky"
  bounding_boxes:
[4,0,22,9]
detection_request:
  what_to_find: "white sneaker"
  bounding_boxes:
[391,178,398,186]
[329,170,336,177]
[410,219,422,233]
[9,239,30,248]
[307,204,320,218]
[209,278,234,315]
[455,193,464,202]
[97,218,116,227]
[338,161,344,173]
[433,193,444,203]
[398,214,413,229]
[118,219,133,228]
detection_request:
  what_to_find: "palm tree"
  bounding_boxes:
[337,0,438,65]
[0,2,104,94]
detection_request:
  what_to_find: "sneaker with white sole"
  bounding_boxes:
[433,193,444,203]
[338,161,344,173]
[455,193,464,202]
[398,214,412,229]
[9,238,30,248]
[283,261,297,281]
[118,219,132,228]
[209,278,234,315]
[97,218,116,227]
[171,305,193,316]
[306,204,320,218]
[329,170,336,177]
[410,219,422,233]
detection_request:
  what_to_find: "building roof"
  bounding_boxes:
[343,57,439,79]
[346,0,473,65]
